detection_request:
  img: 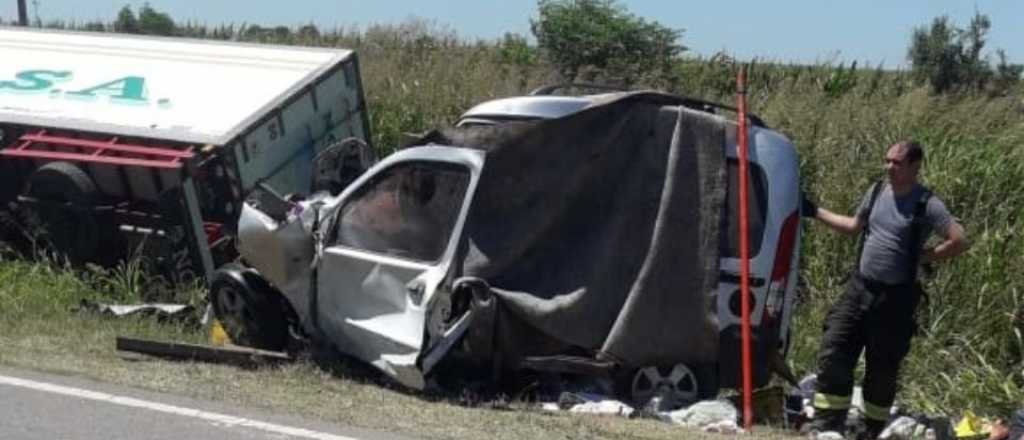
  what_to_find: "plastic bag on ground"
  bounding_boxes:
[548,391,635,417]
[880,416,924,439]
[880,415,956,440]
[568,400,635,417]
[661,399,738,430]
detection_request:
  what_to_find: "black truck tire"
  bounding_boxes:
[25,161,102,264]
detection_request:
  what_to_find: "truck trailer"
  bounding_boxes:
[0,27,373,283]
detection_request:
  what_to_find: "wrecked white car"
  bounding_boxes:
[215,145,480,389]
[211,91,801,405]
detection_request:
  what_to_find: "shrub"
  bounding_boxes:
[908,13,1022,94]
[137,3,175,36]
[113,6,138,34]
[530,0,684,85]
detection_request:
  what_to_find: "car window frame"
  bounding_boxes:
[326,159,473,264]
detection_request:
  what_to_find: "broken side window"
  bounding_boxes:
[332,161,470,262]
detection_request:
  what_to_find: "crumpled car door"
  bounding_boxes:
[314,147,483,389]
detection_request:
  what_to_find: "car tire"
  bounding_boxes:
[25,161,102,264]
[615,362,719,408]
[210,265,288,351]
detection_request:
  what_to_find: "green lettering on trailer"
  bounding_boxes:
[0,70,71,93]
[66,76,148,104]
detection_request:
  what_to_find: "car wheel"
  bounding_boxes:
[210,266,288,351]
[617,363,719,409]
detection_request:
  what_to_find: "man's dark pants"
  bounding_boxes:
[811,273,921,431]
[1005,409,1024,440]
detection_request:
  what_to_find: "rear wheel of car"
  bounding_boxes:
[616,363,719,409]
[210,265,288,351]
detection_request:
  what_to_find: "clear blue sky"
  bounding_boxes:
[2,0,1021,67]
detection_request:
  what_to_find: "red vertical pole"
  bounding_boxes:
[736,65,754,430]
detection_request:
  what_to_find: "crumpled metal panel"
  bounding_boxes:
[236,197,323,329]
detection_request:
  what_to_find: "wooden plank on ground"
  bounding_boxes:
[116,337,292,368]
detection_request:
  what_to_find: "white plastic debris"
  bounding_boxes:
[540,402,561,412]
[796,374,819,420]
[879,416,931,440]
[644,395,680,413]
[78,300,194,320]
[568,399,635,417]
[702,419,742,435]
[661,400,739,429]
[814,431,845,440]
[804,402,816,419]
[797,374,818,400]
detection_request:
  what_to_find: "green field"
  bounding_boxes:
[2,21,1023,435]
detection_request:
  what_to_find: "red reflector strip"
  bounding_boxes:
[0,149,184,169]
[18,134,194,159]
[771,211,800,281]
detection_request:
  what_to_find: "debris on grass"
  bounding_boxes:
[77,300,197,324]
[660,400,741,433]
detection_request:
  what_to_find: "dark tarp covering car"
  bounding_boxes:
[411,92,728,373]
[230,92,734,392]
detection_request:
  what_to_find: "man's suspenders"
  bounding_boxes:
[855,180,885,265]
[855,180,932,282]
[906,188,933,282]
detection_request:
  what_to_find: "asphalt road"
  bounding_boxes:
[0,367,412,440]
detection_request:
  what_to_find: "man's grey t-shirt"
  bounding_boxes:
[856,183,953,285]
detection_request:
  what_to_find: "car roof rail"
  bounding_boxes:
[527,83,766,127]
[528,83,629,96]
[673,95,766,127]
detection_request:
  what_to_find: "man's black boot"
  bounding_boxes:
[857,419,887,440]
[801,408,847,436]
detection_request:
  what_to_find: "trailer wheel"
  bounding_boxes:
[210,265,288,351]
[25,161,102,264]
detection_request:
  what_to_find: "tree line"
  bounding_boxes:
[8,1,1022,96]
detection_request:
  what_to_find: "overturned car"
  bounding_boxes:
[211,91,802,405]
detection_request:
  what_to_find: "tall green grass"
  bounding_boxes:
[773,88,1024,416]
[0,253,206,375]
[8,20,1024,418]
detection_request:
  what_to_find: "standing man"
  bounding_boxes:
[802,141,968,439]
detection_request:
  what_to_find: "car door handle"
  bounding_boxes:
[719,270,766,287]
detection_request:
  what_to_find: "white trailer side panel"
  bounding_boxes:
[0,27,352,145]
[233,60,367,195]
